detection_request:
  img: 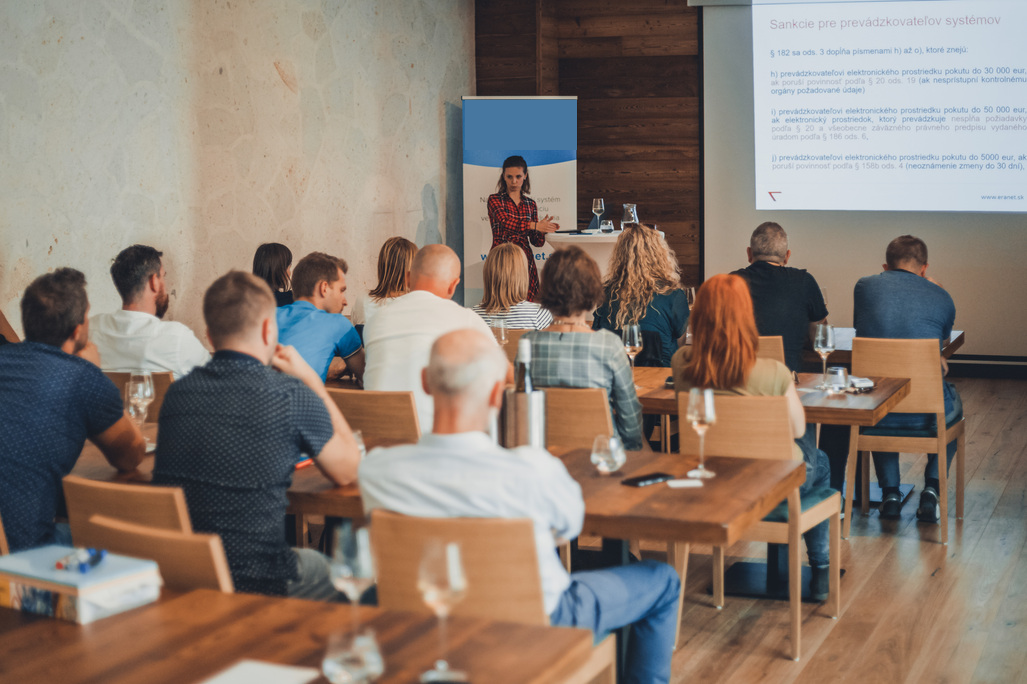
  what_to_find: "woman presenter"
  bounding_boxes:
[486,155,559,302]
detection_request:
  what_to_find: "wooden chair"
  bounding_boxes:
[543,387,615,450]
[678,394,841,661]
[327,388,421,445]
[370,510,614,684]
[0,307,19,343]
[63,475,192,548]
[757,336,786,365]
[102,371,174,422]
[497,327,530,365]
[85,515,233,592]
[847,337,966,543]
[0,509,9,555]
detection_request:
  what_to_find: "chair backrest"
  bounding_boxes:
[0,307,19,343]
[851,337,944,415]
[86,515,234,593]
[370,510,547,625]
[102,371,174,421]
[757,336,786,365]
[544,387,614,449]
[499,328,530,364]
[63,475,192,548]
[677,394,795,461]
[327,388,421,445]
[0,508,9,555]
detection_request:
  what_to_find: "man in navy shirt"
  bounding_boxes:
[154,271,363,598]
[0,268,145,552]
[276,252,364,383]
[852,235,961,522]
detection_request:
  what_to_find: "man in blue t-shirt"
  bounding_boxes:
[276,252,364,383]
[0,269,145,552]
[852,235,961,523]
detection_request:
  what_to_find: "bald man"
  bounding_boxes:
[360,330,680,684]
[362,244,495,430]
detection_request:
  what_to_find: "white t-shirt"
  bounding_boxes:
[360,432,584,614]
[363,290,495,430]
[90,310,211,380]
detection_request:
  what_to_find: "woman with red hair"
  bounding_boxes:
[671,273,833,601]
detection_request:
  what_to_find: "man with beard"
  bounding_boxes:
[91,245,210,379]
[0,268,145,551]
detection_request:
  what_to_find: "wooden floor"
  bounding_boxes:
[661,376,1027,683]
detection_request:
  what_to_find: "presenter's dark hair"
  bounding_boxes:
[110,245,163,305]
[886,235,928,269]
[252,243,293,292]
[539,246,604,318]
[21,268,89,347]
[496,155,531,195]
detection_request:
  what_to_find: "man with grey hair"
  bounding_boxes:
[360,329,681,684]
[732,221,828,373]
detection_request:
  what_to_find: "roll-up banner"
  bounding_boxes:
[462,96,577,307]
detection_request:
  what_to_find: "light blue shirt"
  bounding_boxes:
[276,301,362,382]
[359,432,584,614]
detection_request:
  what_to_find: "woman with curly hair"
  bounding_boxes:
[471,243,553,329]
[360,236,417,326]
[592,224,689,367]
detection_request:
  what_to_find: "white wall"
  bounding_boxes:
[702,4,1026,358]
[0,0,474,337]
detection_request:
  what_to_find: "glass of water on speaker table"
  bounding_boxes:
[814,323,835,390]
[686,388,717,479]
[419,540,468,683]
[592,198,604,228]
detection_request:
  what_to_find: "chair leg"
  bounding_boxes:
[939,435,949,545]
[558,541,571,572]
[843,428,859,539]
[669,542,690,651]
[788,493,802,661]
[860,451,871,516]
[294,515,307,549]
[713,545,725,609]
[828,508,841,619]
[956,433,965,519]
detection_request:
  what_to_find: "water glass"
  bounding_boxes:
[590,435,627,474]
[490,316,508,344]
[600,219,615,233]
[826,366,849,394]
[322,628,384,684]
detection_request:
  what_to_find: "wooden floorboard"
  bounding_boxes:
[666,377,1027,683]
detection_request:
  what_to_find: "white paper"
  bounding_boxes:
[199,660,320,684]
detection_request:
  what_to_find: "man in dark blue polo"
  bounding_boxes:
[154,271,363,599]
[0,268,144,552]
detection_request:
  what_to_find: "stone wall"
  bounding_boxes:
[0,0,474,337]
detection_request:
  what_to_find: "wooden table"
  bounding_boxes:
[801,328,964,366]
[0,589,594,684]
[797,373,910,426]
[632,366,678,452]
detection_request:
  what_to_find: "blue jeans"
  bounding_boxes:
[871,382,962,489]
[796,425,832,568]
[550,560,680,684]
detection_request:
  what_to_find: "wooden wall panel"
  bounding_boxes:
[474,0,703,284]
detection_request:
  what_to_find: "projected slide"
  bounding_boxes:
[753,0,1027,212]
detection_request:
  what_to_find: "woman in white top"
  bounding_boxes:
[359,236,417,326]
[471,243,553,329]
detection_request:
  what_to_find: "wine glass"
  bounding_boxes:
[126,371,155,447]
[490,315,508,344]
[622,324,643,369]
[592,198,604,229]
[329,522,377,633]
[418,540,468,683]
[814,324,836,390]
[686,388,717,479]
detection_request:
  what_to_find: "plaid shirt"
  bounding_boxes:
[525,330,643,450]
[487,192,545,302]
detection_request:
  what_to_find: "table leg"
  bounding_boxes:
[669,542,690,650]
[661,415,671,454]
